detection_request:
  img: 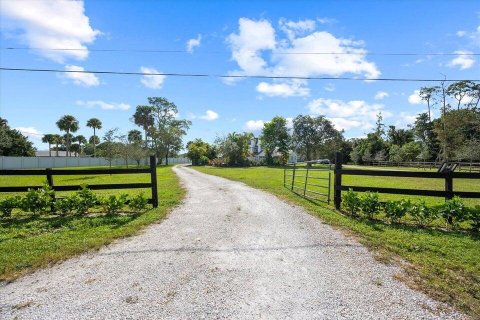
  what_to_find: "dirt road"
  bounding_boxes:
[0,166,463,319]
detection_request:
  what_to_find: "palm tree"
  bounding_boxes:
[86,118,102,158]
[132,106,154,148]
[0,117,7,128]
[74,135,87,156]
[56,115,79,156]
[41,134,55,157]
[51,134,63,157]
[128,129,143,144]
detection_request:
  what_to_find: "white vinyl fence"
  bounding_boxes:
[0,156,191,169]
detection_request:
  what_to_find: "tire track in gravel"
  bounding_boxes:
[0,166,465,319]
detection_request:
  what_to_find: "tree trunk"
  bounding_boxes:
[93,128,96,158]
[66,129,70,157]
[48,143,51,157]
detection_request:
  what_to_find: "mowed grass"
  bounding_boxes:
[0,165,184,281]
[194,166,480,318]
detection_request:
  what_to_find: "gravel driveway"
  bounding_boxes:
[0,166,464,319]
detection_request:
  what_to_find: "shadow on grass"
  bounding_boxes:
[343,213,480,241]
[0,211,146,242]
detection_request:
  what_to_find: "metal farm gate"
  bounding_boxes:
[283,161,332,204]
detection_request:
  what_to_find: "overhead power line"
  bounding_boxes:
[2,47,479,56]
[1,67,479,82]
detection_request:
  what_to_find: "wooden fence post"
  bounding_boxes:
[291,162,296,191]
[445,172,453,201]
[334,152,343,210]
[150,156,158,208]
[46,168,55,211]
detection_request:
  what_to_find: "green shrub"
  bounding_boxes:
[384,199,411,224]
[54,196,77,216]
[199,155,210,166]
[468,205,480,232]
[410,201,437,227]
[20,183,54,215]
[101,194,128,215]
[0,197,20,217]
[342,189,361,216]
[128,192,149,212]
[359,192,380,219]
[439,196,467,228]
[74,185,97,215]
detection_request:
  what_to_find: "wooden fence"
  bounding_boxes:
[334,153,480,210]
[370,160,480,172]
[0,156,159,208]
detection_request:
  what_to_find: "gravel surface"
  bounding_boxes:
[0,166,465,319]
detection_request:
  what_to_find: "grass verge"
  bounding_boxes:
[194,166,480,318]
[0,166,184,281]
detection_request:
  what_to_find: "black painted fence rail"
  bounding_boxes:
[333,152,480,210]
[0,155,159,208]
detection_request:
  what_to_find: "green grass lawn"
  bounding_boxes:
[194,166,480,318]
[0,165,184,281]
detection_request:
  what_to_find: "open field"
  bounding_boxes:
[0,165,184,281]
[194,165,480,317]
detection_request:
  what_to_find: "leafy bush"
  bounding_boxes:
[54,196,77,216]
[359,192,380,219]
[342,189,361,216]
[384,199,411,223]
[0,197,20,217]
[74,185,97,215]
[101,194,128,215]
[410,201,437,227]
[128,192,149,212]
[468,205,480,232]
[20,183,54,215]
[438,196,467,228]
[198,155,210,166]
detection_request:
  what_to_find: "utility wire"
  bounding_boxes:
[1,67,479,82]
[2,47,479,56]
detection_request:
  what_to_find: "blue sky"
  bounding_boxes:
[1,0,479,150]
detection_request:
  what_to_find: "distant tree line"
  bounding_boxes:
[186,114,345,166]
[1,96,191,166]
[186,80,479,167]
[351,80,480,165]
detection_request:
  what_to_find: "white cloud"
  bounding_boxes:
[456,30,466,37]
[64,65,99,86]
[448,50,475,70]
[186,34,201,53]
[244,120,265,132]
[317,17,336,25]
[14,126,42,140]
[227,18,276,76]
[1,0,100,63]
[76,100,130,110]
[395,112,418,128]
[324,83,335,92]
[256,79,309,97]
[408,90,423,104]
[285,117,294,129]
[199,110,219,121]
[307,98,390,130]
[374,91,389,100]
[140,66,166,89]
[226,17,380,95]
[279,18,316,40]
